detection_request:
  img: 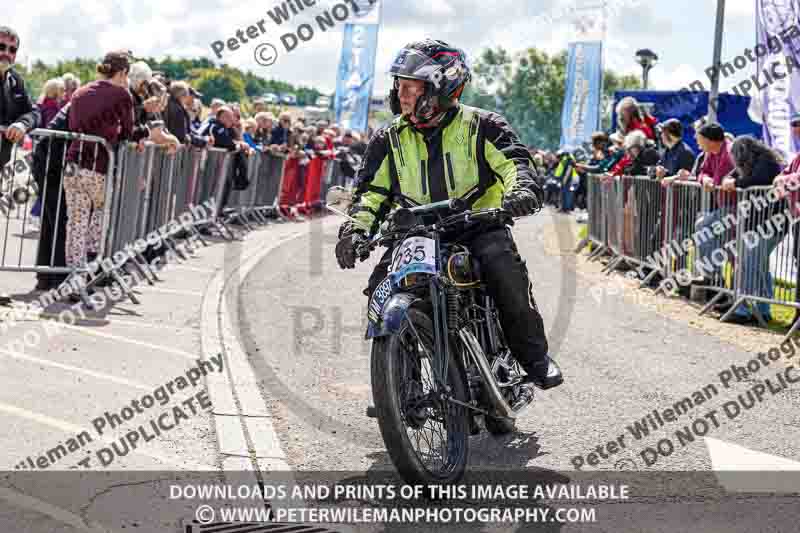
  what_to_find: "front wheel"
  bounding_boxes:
[371,308,469,487]
[485,415,516,435]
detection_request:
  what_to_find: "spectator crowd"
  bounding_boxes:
[0,27,368,299]
[531,92,800,329]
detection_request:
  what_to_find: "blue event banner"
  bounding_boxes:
[559,41,603,150]
[335,22,380,133]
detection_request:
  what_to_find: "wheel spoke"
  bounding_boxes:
[391,312,465,479]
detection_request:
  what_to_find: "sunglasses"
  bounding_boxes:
[0,43,18,54]
[792,121,800,127]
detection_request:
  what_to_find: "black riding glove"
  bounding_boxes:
[335,223,367,269]
[502,186,540,217]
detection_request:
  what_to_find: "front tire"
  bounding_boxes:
[371,308,469,487]
[485,415,516,435]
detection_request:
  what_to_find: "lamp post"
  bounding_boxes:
[708,0,726,122]
[635,49,659,90]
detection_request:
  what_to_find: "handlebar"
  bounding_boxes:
[354,205,513,260]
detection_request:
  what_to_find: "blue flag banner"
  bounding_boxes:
[559,41,603,150]
[335,1,381,133]
[755,0,800,160]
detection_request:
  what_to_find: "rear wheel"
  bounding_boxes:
[371,308,469,487]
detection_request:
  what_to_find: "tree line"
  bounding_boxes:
[17,47,640,148]
[17,56,324,108]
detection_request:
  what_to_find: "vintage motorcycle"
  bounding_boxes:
[327,187,536,486]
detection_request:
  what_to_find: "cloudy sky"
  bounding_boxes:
[8,0,758,96]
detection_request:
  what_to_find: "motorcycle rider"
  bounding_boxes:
[334,39,563,390]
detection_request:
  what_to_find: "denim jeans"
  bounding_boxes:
[695,209,726,276]
[735,229,779,320]
[561,182,575,211]
[695,209,775,320]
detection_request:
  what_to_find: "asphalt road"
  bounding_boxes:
[236,211,800,531]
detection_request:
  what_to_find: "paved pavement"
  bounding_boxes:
[2,210,800,531]
[234,210,800,531]
[0,218,308,531]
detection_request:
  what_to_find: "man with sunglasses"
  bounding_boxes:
[0,26,40,169]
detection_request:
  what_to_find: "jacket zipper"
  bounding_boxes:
[445,153,456,190]
[420,160,427,196]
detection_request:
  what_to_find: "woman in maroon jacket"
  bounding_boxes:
[64,50,133,269]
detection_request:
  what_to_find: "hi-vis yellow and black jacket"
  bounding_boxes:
[348,104,537,235]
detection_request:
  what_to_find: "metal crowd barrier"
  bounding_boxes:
[658,180,705,288]
[585,174,800,340]
[576,174,607,259]
[683,185,739,314]
[601,176,623,272]
[601,175,667,281]
[224,150,288,227]
[0,128,297,309]
[722,186,798,329]
[1,129,361,311]
[0,127,115,280]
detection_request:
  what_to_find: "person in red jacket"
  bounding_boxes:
[607,97,658,176]
[616,96,657,140]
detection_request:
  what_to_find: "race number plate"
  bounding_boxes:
[389,236,437,281]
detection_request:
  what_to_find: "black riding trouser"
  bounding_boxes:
[365,227,549,370]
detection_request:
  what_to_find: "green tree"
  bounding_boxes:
[189,67,246,104]
[462,46,641,150]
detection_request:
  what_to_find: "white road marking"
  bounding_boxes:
[55,325,199,361]
[134,287,204,298]
[0,401,214,470]
[0,347,154,391]
[85,317,199,333]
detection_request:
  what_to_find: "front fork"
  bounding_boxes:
[429,276,452,395]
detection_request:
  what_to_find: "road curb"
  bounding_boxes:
[199,225,306,478]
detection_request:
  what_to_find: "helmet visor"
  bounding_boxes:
[388,47,450,84]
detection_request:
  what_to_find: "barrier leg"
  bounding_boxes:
[700,291,728,317]
[719,296,748,323]
[783,317,800,343]
[750,302,770,328]
[587,244,607,261]
[639,269,660,289]
[166,236,190,261]
[602,256,624,274]
[214,219,238,241]
[186,224,208,247]
[110,266,140,305]
[127,255,155,286]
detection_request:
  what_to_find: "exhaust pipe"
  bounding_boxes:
[457,328,533,420]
